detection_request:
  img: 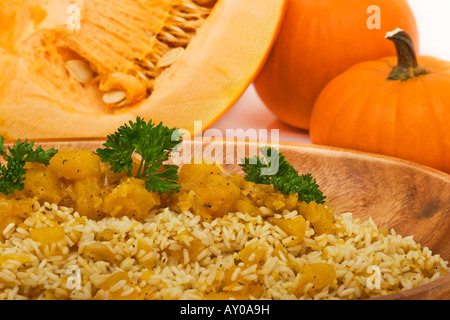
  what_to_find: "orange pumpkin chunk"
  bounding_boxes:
[298,201,335,235]
[297,263,336,295]
[29,226,65,249]
[49,149,102,180]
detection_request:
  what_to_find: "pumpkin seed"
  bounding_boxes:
[64,60,94,84]
[102,91,127,104]
[156,47,185,68]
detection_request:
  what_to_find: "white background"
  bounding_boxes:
[408,0,450,59]
[210,0,450,143]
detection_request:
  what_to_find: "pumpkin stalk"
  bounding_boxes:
[385,28,428,80]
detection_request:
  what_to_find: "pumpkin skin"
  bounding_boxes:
[0,0,286,140]
[309,54,450,174]
[253,0,418,131]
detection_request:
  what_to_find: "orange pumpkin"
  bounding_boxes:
[0,0,286,140]
[253,0,418,131]
[310,29,450,174]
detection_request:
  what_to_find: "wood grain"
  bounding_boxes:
[4,138,450,300]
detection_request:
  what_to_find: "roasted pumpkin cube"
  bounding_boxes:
[297,263,336,295]
[221,265,243,288]
[178,161,223,185]
[164,232,205,264]
[0,196,36,240]
[312,215,336,235]
[177,163,241,219]
[238,240,266,265]
[187,237,206,262]
[298,201,336,234]
[268,215,306,239]
[22,164,61,204]
[0,253,34,265]
[241,181,276,207]
[102,177,160,220]
[98,270,141,300]
[219,264,264,298]
[175,190,196,213]
[29,226,65,249]
[264,193,286,212]
[285,193,298,211]
[81,241,116,264]
[73,179,107,220]
[236,198,260,216]
[0,196,35,218]
[0,216,22,241]
[136,239,155,269]
[228,173,247,189]
[49,149,102,180]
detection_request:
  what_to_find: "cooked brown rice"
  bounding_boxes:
[0,200,448,300]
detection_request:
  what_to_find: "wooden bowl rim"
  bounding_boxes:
[18,137,450,181]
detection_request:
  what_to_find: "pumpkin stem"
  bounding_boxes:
[385,28,428,81]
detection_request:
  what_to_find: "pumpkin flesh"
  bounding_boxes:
[0,0,286,139]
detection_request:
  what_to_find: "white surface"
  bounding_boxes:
[408,0,450,59]
[209,0,450,144]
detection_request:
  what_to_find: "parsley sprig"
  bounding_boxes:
[95,117,183,195]
[0,137,58,195]
[240,146,326,204]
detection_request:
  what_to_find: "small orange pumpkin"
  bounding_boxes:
[254,0,418,131]
[310,29,450,174]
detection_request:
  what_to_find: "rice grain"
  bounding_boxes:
[0,202,448,300]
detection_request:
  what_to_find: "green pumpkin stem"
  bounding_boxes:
[385,28,428,81]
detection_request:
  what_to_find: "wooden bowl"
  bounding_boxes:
[6,139,450,300]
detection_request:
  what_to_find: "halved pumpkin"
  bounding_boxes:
[0,0,286,139]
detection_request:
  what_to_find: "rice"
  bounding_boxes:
[0,200,448,300]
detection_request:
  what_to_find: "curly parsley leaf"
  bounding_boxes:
[95,117,184,195]
[240,146,326,204]
[0,137,58,195]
